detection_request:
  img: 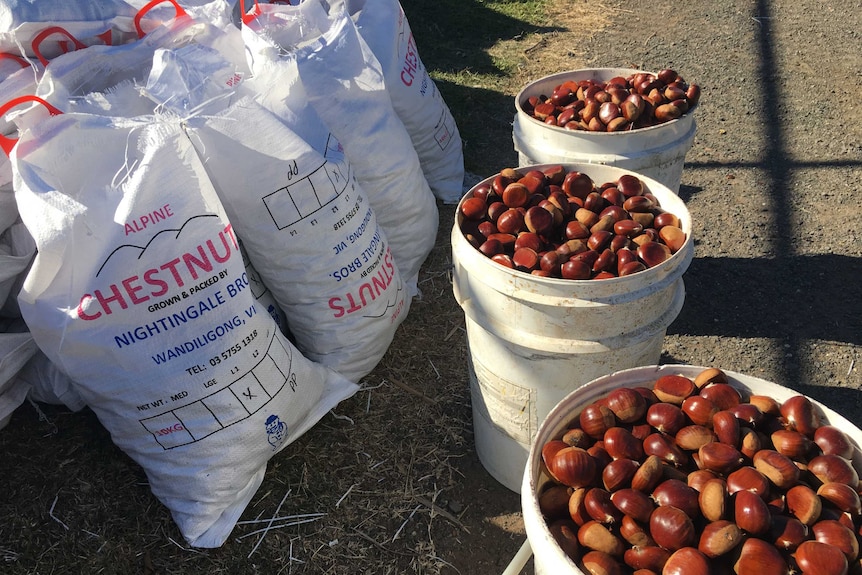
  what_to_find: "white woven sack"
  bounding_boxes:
[241,0,438,297]
[0,0,134,28]
[125,0,241,31]
[338,0,464,204]
[0,220,34,313]
[0,56,40,233]
[12,111,358,547]
[13,347,86,411]
[147,40,410,383]
[0,16,138,61]
[0,327,37,430]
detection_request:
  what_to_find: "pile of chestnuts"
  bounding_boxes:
[458,165,686,280]
[538,367,862,575]
[520,68,701,132]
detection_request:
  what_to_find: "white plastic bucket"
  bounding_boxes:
[520,364,862,574]
[512,68,697,194]
[451,163,693,493]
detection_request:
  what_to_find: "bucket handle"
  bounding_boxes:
[501,539,532,575]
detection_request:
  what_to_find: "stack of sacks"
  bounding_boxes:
[0,0,465,548]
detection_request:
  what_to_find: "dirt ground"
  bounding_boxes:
[2,0,861,574]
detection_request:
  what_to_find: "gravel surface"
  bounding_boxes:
[453,0,862,571]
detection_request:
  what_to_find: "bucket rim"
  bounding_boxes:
[520,364,862,575]
[514,67,699,137]
[451,162,693,293]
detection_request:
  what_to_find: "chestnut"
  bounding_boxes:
[548,518,582,562]
[646,402,687,435]
[812,519,859,562]
[579,550,625,575]
[817,482,862,516]
[649,505,697,551]
[547,446,598,488]
[605,387,648,423]
[698,520,742,558]
[652,375,696,405]
[794,540,849,575]
[623,544,670,572]
[577,520,625,556]
[813,425,855,459]
[808,454,859,487]
[663,547,710,575]
[780,395,821,437]
[734,537,789,575]
[732,489,771,535]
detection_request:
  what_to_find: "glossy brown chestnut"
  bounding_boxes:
[725,466,771,499]
[698,383,742,411]
[605,387,648,423]
[623,545,670,572]
[733,537,789,575]
[580,550,625,575]
[769,514,809,552]
[771,429,814,460]
[808,454,859,487]
[645,402,686,436]
[611,488,656,523]
[733,489,771,535]
[602,457,638,492]
[794,540,849,575]
[698,442,745,475]
[675,425,717,451]
[712,410,742,447]
[569,487,591,526]
[584,487,624,525]
[780,395,821,437]
[753,449,801,489]
[603,426,645,461]
[649,505,697,551]
[652,375,696,405]
[682,395,720,428]
[652,479,701,520]
[663,547,710,575]
[548,446,598,488]
[579,402,617,439]
[817,482,862,516]
[693,367,728,388]
[785,483,823,525]
[618,514,655,548]
[643,433,688,467]
[812,519,860,562]
[631,454,665,493]
[687,468,720,492]
[813,425,855,459]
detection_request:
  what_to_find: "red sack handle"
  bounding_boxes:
[239,0,262,25]
[240,1,297,26]
[0,95,63,156]
[0,53,31,69]
[134,0,189,38]
[31,26,88,67]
